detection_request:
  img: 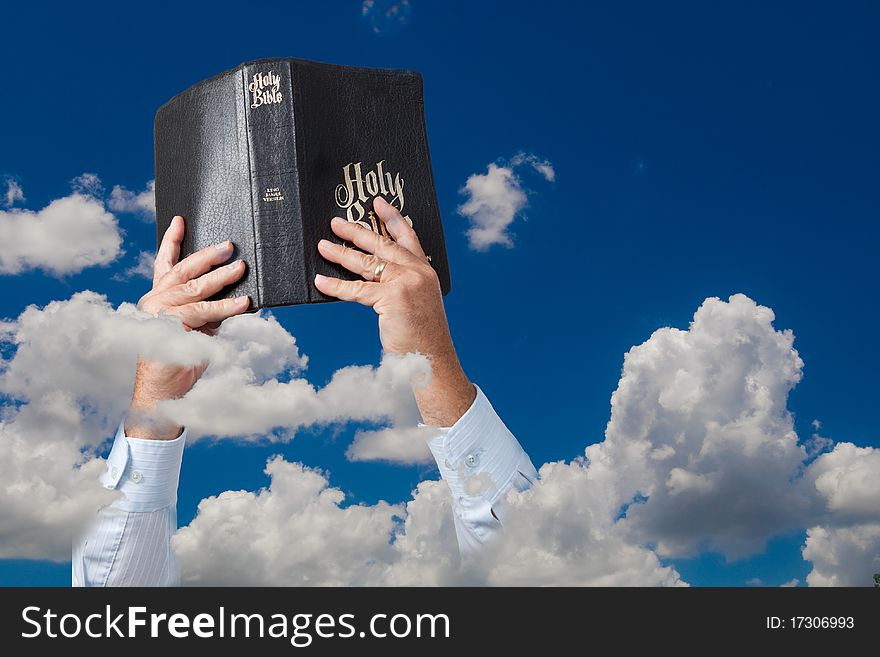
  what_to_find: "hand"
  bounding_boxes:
[315,197,475,426]
[126,215,250,440]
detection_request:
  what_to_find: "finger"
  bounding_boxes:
[329,217,417,265]
[317,239,397,282]
[154,216,185,284]
[159,259,246,306]
[373,196,426,258]
[314,273,382,306]
[167,295,251,328]
[157,240,235,291]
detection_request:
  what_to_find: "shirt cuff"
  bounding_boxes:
[427,385,536,508]
[100,420,187,513]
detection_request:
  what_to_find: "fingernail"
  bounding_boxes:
[215,241,232,251]
[172,215,183,222]
[228,259,244,269]
[331,217,345,226]
[318,239,332,249]
[235,295,250,306]
[315,273,328,284]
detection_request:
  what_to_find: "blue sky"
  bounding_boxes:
[0,1,878,585]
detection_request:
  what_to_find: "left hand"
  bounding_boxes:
[315,197,475,426]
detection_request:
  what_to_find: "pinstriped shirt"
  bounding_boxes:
[73,386,537,586]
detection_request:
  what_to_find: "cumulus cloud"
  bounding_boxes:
[586,294,815,559]
[803,524,880,586]
[2,291,878,584]
[0,399,116,560]
[470,459,685,586]
[173,294,880,587]
[346,425,435,464]
[108,180,155,220]
[457,152,554,251]
[0,291,433,445]
[0,291,200,559]
[175,458,406,585]
[3,178,25,207]
[174,456,681,586]
[0,181,123,276]
[808,443,880,519]
[0,175,165,277]
[0,292,245,559]
[112,250,156,282]
[0,291,433,558]
[160,353,430,442]
[801,442,880,586]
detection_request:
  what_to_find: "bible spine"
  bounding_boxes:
[241,60,308,307]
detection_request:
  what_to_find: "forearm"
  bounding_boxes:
[413,348,476,427]
[124,357,196,440]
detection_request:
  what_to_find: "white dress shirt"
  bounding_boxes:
[73,385,537,586]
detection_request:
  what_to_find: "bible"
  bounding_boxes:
[153,57,451,309]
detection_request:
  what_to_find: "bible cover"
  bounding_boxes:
[154,57,451,309]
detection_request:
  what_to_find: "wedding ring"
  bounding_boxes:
[372,260,387,282]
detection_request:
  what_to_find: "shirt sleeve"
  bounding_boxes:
[427,385,538,557]
[72,421,186,587]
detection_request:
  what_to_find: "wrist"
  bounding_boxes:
[125,357,195,440]
[125,401,183,441]
[127,379,183,441]
[414,349,476,427]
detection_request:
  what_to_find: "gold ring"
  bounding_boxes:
[372,260,387,282]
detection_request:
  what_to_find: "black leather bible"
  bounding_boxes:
[153,57,451,309]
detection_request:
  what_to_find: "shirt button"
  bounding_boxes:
[129,471,143,484]
[465,453,479,468]
[444,459,453,470]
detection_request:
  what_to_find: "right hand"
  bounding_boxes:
[126,215,250,440]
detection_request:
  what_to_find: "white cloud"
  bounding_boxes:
[0,291,430,445]
[3,178,25,207]
[0,291,431,558]
[802,442,880,586]
[70,173,104,197]
[173,294,880,586]
[457,152,553,251]
[2,291,878,584]
[471,459,686,586]
[346,425,435,464]
[108,180,155,220]
[112,250,155,282]
[0,292,240,452]
[803,524,880,586]
[174,455,683,586]
[807,443,880,519]
[160,353,428,442]
[510,152,556,182]
[0,398,116,560]
[0,177,123,276]
[0,291,200,560]
[586,294,814,559]
[175,457,405,585]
